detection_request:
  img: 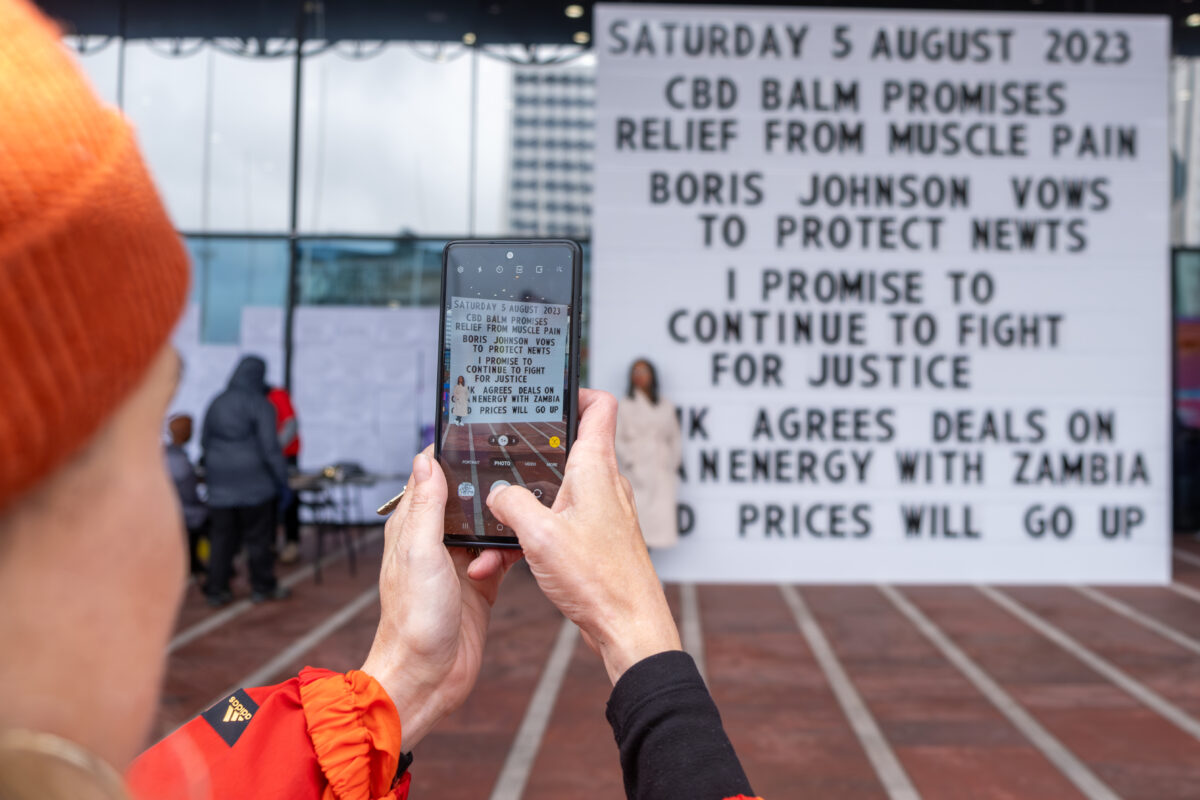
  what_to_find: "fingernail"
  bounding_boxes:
[487,484,507,504]
[414,453,432,482]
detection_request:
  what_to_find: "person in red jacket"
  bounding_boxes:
[267,385,303,563]
[0,2,760,798]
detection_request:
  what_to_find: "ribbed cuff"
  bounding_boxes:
[299,668,403,800]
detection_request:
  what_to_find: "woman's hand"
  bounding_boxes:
[487,390,682,684]
[361,448,521,749]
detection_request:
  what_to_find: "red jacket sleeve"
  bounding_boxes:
[268,388,301,457]
[267,388,295,430]
[127,668,409,800]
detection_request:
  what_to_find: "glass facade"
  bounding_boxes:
[68,36,594,376]
[185,237,290,344]
[298,44,473,235]
[121,40,294,231]
[297,238,445,307]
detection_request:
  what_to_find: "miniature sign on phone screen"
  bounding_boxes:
[447,296,567,424]
[437,241,580,546]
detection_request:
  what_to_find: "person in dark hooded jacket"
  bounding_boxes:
[201,355,291,606]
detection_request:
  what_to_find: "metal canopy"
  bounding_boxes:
[35,0,1200,52]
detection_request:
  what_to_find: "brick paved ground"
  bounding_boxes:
[150,529,1200,799]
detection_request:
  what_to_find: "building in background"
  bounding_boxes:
[508,65,595,238]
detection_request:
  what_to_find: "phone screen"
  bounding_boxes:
[437,241,580,545]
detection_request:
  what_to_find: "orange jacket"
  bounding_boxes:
[128,662,762,800]
[127,667,407,800]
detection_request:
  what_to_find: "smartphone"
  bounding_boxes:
[436,239,583,548]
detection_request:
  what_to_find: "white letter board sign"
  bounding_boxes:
[591,3,1170,583]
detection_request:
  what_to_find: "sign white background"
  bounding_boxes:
[591,4,1170,582]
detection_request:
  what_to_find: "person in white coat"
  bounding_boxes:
[616,359,682,549]
[451,376,471,426]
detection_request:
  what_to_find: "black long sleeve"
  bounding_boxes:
[606,650,754,800]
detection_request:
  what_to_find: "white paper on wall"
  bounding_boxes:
[241,306,285,348]
[293,306,437,481]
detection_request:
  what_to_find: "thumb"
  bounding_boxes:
[487,485,555,546]
[400,451,447,549]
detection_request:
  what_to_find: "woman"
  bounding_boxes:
[616,359,682,549]
[451,376,470,426]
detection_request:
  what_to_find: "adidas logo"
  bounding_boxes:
[201,690,259,746]
[222,696,253,724]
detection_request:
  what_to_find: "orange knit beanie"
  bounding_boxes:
[0,0,189,511]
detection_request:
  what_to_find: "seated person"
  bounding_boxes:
[165,414,208,576]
